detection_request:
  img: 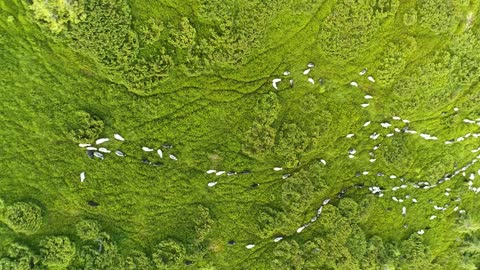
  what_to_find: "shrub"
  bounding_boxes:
[3,202,42,234]
[29,0,86,34]
[75,220,101,241]
[69,111,104,144]
[152,239,186,268]
[403,8,417,26]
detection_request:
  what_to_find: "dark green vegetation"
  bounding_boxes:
[1,0,480,269]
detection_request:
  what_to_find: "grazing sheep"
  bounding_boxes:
[296,225,307,233]
[80,172,85,182]
[95,138,109,145]
[272,78,281,90]
[114,134,125,141]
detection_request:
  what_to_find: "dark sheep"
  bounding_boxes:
[87,200,99,207]
[86,150,94,159]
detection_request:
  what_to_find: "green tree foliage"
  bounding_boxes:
[255,206,285,238]
[197,0,289,65]
[243,92,280,158]
[168,17,197,51]
[0,243,38,270]
[396,234,440,269]
[64,0,139,68]
[275,123,310,167]
[69,111,104,144]
[450,31,480,86]
[72,232,125,269]
[376,35,417,85]
[29,0,86,33]
[151,239,186,269]
[271,240,304,270]
[403,8,418,26]
[318,0,389,59]
[75,219,102,241]
[39,236,76,268]
[2,202,42,234]
[138,18,165,46]
[417,0,457,34]
[192,205,214,245]
[124,251,154,270]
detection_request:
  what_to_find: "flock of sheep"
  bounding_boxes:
[76,62,478,250]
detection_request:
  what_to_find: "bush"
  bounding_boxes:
[403,8,417,26]
[29,0,86,34]
[3,202,42,234]
[75,220,102,241]
[39,236,76,268]
[69,111,104,144]
[151,239,186,269]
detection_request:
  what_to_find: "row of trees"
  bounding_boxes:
[0,218,196,269]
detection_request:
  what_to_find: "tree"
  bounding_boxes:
[0,243,38,270]
[3,202,42,234]
[39,236,76,269]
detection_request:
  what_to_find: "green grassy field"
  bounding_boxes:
[1,0,480,269]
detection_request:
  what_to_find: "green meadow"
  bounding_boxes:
[1,0,480,269]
